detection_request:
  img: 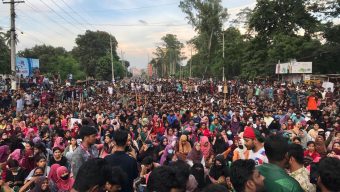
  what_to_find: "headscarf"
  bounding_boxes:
[160,144,174,165]
[0,145,10,163]
[209,155,229,180]
[187,142,203,164]
[179,135,191,154]
[315,136,327,157]
[200,136,211,158]
[55,166,74,191]
[48,164,61,182]
[53,137,66,151]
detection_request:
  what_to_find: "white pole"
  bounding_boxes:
[110,35,115,83]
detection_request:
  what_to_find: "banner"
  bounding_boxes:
[276,62,312,74]
[16,57,40,77]
[275,63,291,74]
[291,62,312,73]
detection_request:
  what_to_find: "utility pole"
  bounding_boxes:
[190,46,192,78]
[3,0,24,90]
[110,35,115,83]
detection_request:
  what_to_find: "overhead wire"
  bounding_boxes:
[24,0,77,35]
[36,0,83,33]
[16,8,66,38]
[59,0,95,31]
[48,0,88,30]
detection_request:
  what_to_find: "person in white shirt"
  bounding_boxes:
[24,92,32,106]
[243,127,268,166]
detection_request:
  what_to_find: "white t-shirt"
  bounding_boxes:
[108,87,113,95]
[248,147,268,166]
[24,94,32,105]
[217,85,222,93]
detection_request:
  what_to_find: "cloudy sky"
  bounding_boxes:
[0,0,255,69]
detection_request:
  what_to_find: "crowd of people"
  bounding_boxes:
[0,76,339,192]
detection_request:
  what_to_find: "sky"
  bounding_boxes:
[0,0,256,69]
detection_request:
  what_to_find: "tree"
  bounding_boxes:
[152,34,184,78]
[180,0,228,77]
[18,45,86,80]
[248,0,320,40]
[95,55,128,81]
[0,27,10,74]
[72,30,119,77]
[18,44,68,73]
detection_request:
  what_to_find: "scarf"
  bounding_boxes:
[48,164,61,183]
[200,136,211,158]
[179,135,191,154]
[56,166,74,191]
[187,143,203,163]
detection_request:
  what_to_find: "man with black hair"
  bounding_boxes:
[288,144,316,192]
[230,159,265,192]
[71,126,99,178]
[243,127,268,166]
[105,130,138,192]
[147,165,187,192]
[105,167,128,192]
[317,157,340,192]
[257,135,303,192]
[72,158,111,192]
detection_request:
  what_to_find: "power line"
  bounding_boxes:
[48,0,87,30]
[24,0,77,35]
[29,0,83,33]
[16,2,179,13]
[59,0,95,31]
[16,8,66,38]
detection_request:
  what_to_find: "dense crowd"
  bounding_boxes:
[0,76,339,192]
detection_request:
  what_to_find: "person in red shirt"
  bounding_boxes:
[152,121,165,136]
[40,91,48,106]
[197,123,211,138]
[304,141,320,161]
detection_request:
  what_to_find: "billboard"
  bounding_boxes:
[276,61,312,74]
[16,57,40,77]
[291,62,312,73]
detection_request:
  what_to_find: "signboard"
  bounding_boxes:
[275,63,291,74]
[276,61,312,74]
[16,57,40,77]
[291,62,312,73]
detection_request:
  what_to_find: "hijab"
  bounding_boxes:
[200,136,211,158]
[187,142,203,164]
[179,135,191,154]
[160,144,174,165]
[0,145,10,163]
[48,164,60,183]
[55,166,74,191]
[53,137,66,152]
[209,155,229,180]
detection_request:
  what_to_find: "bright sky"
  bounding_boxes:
[0,0,256,69]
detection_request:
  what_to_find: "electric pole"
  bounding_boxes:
[190,46,192,78]
[3,0,24,89]
[110,35,115,83]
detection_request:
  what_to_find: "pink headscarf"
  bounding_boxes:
[200,136,211,158]
[48,164,61,182]
[56,166,74,191]
[53,137,66,151]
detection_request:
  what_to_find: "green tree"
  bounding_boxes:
[18,45,86,80]
[248,0,320,40]
[18,44,68,73]
[72,30,119,77]
[0,27,10,74]
[152,34,184,78]
[180,0,228,77]
[95,55,128,81]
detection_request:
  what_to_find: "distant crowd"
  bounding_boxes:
[0,75,339,192]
